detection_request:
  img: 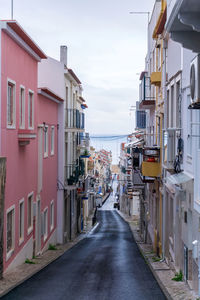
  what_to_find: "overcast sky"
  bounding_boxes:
[0,0,155,135]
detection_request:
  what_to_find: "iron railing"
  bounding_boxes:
[64,159,85,185]
[65,109,85,129]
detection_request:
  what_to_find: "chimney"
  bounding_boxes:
[60,45,68,67]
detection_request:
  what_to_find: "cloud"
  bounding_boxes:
[0,0,155,140]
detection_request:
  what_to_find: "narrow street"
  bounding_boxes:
[2,191,166,300]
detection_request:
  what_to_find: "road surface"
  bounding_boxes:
[2,194,166,300]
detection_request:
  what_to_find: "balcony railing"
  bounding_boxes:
[141,147,161,179]
[139,73,155,108]
[77,132,90,148]
[64,164,79,185]
[65,159,85,185]
[65,109,85,130]
[150,71,161,86]
[163,128,182,171]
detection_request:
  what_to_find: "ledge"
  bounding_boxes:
[18,129,36,146]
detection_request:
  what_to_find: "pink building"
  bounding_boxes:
[0,20,62,273]
[37,88,63,254]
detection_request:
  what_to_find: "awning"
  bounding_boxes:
[165,172,193,194]
[166,172,193,186]
[125,138,144,148]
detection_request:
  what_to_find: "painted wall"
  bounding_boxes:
[1,31,38,270]
[38,57,65,244]
[167,39,181,80]
[37,94,59,249]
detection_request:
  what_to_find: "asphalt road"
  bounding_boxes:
[2,197,166,300]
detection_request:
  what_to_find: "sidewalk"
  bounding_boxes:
[0,193,110,298]
[117,210,198,300]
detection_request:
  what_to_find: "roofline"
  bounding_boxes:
[38,87,64,103]
[1,20,47,59]
[79,96,86,102]
[68,69,81,84]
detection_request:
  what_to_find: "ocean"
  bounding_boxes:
[90,135,129,164]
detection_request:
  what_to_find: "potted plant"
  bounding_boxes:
[80,149,90,158]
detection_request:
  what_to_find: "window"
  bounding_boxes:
[44,126,48,157]
[28,91,34,129]
[27,193,33,234]
[7,80,16,128]
[6,206,15,259]
[184,211,187,224]
[44,208,48,241]
[51,126,55,155]
[19,199,24,244]
[19,86,25,128]
[50,201,54,231]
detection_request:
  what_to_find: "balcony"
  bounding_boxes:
[141,147,161,180]
[77,132,90,149]
[153,0,167,39]
[139,72,155,109]
[141,161,161,177]
[150,72,161,87]
[166,0,200,52]
[64,164,79,185]
[163,128,182,172]
[65,109,85,130]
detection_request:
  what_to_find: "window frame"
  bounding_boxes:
[27,192,34,235]
[50,126,55,156]
[50,200,54,231]
[7,78,16,129]
[19,198,24,245]
[44,126,48,158]
[28,90,34,129]
[6,205,15,261]
[19,85,25,129]
[43,207,48,241]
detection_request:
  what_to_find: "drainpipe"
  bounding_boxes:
[160,37,168,262]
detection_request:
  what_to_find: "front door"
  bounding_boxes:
[184,245,188,281]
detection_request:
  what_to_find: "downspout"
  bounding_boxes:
[160,37,167,262]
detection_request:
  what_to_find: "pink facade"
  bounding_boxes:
[37,92,63,250]
[0,21,61,272]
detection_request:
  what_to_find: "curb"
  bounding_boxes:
[0,223,94,298]
[102,193,110,205]
[136,242,172,300]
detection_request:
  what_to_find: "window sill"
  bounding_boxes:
[27,226,33,236]
[18,129,36,146]
[7,125,16,129]
[6,248,14,261]
[19,237,24,246]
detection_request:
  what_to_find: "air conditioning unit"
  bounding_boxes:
[190,54,200,105]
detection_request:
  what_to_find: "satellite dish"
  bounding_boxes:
[190,63,195,102]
